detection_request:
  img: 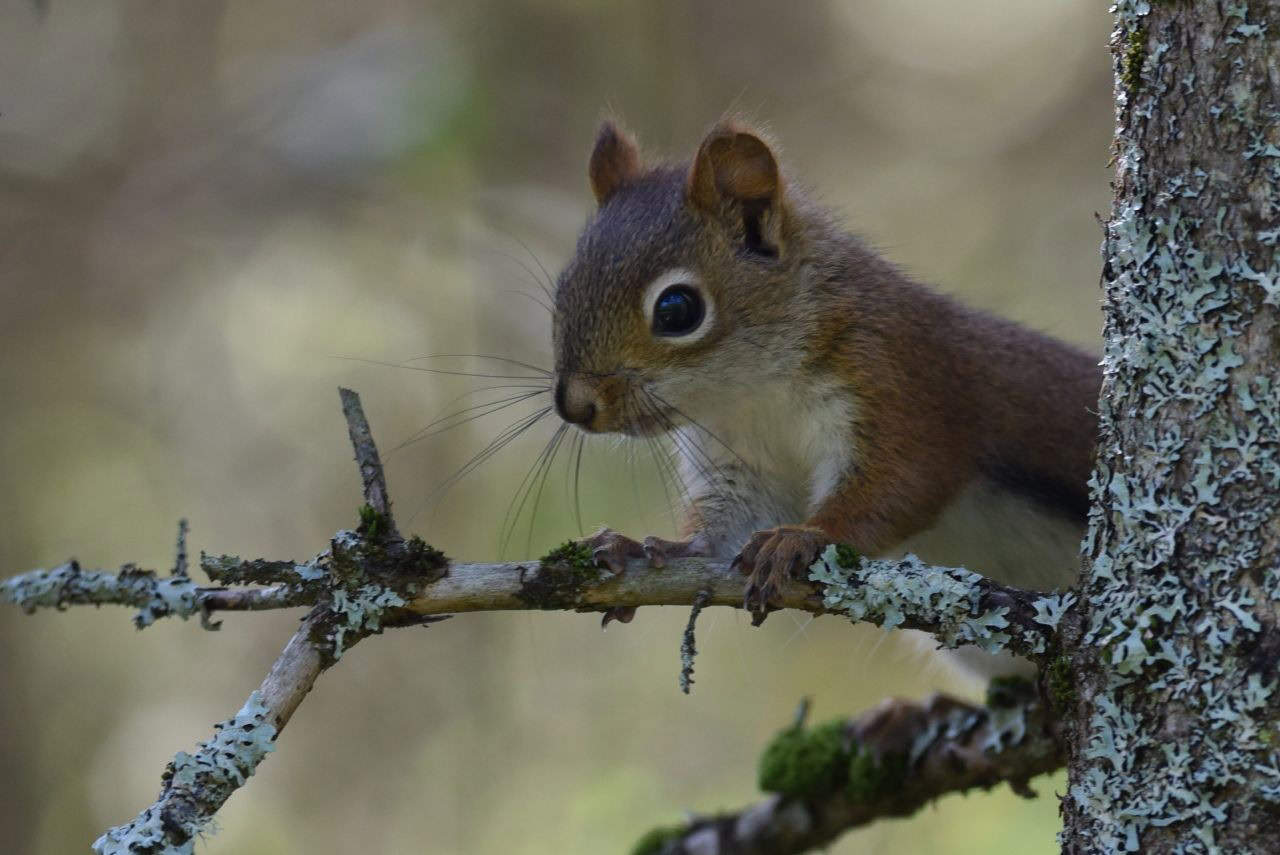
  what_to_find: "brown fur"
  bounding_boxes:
[554,118,1100,618]
[807,257,1098,552]
[688,124,782,210]
[588,120,642,205]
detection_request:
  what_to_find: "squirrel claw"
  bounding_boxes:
[744,585,774,626]
[641,534,708,568]
[641,536,670,568]
[582,527,646,575]
[743,580,782,625]
[735,526,828,625]
[580,530,707,626]
[581,527,703,574]
[601,606,637,628]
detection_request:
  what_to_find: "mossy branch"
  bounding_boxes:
[0,388,1077,853]
[631,681,1063,855]
[83,389,447,855]
[3,551,1071,664]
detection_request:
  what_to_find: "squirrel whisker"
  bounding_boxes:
[499,421,571,558]
[394,388,551,453]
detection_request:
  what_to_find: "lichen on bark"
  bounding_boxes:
[92,693,277,855]
[809,545,1069,661]
[1064,2,1280,851]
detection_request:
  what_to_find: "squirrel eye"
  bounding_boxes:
[651,285,705,337]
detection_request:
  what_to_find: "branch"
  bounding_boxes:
[0,560,313,628]
[631,681,1064,855]
[3,549,1073,663]
[0,388,1079,853]
[373,543,1071,665]
[86,388,446,855]
[90,622,324,855]
[339,386,397,538]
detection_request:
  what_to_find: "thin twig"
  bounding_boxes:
[680,589,711,694]
[200,585,313,613]
[173,519,189,578]
[90,389,407,855]
[340,387,397,535]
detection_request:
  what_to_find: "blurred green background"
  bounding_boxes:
[0,1,1111,853]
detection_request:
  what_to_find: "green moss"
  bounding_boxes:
[759,713,912,803]
[540,539,597,571]
[1046,655,1076,708]
[1123,26,1148,95]
[847,745,907,802]
[758,719,850,798]
[985,674,1036,709]
[515,541,603,609]
[357,504,388,539]
[833,543,861,569]
[629,824,684,855]
[400,535,448,580]
[307,529,449,662]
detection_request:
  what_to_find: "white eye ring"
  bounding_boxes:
[642,268,715,344]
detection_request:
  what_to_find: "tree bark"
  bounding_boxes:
[1062,2,1280,851]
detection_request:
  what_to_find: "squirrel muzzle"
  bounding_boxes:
[554,373,645,435]
[554,374,600,430]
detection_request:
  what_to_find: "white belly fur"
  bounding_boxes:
[673,377,854,554]
[889,478,1084,681]
[674,381,1083,682]
[891,478,1083,591]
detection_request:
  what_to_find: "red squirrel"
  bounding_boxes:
[550,118,1099,639]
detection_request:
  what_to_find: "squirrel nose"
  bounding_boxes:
[555,377,598,428]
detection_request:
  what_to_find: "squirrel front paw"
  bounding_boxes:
[581,527,705,573]
[581,527,646,575]
[734,525,828,625]
[579,528,708,626]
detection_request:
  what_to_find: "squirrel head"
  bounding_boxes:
[552,118,814,435]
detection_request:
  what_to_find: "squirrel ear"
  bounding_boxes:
[589,120,642,205]
[687,123,783,256]
[687,124,780,212]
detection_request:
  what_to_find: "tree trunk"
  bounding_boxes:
[1062,2,1280,851]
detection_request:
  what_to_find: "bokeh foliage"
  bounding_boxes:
[0,1,1110,852]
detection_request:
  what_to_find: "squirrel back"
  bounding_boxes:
[553,118,1099,604]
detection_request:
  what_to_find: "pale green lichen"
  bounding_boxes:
[3,526,443,646]
[1067,3,1280,849]
[1,562,203,629]
[1032,592,1077,629]
[758,692,1044,820]
[810,547,1007,652]
[981,677,1036,753]
[309,528,448,660]
[327,584,407,658]
[808,546,1059,656]
[201,553,328,586]
[93,692,277,855]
